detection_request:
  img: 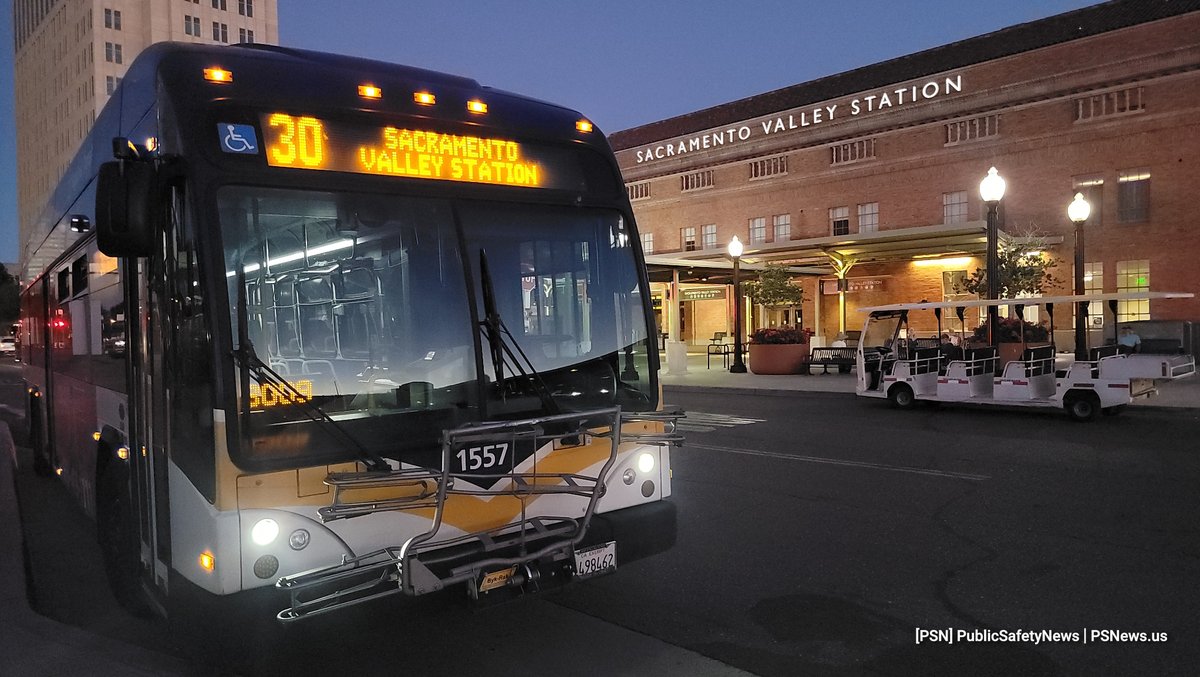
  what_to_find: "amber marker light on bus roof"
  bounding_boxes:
[358,84,382,99]
[203,68,233,83]
[93,431,102,442]
[467,99,488,114]
[116,447,130,461]
[414,91,436,106]
[576,119,594,133]
[199,552,215,573]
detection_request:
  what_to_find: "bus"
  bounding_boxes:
[19,42,681,625]
[854,292,1195,420]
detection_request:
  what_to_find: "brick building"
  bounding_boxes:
[611,0,1200,348]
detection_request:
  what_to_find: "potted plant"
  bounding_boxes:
[748,325,813,375]
[971,316,1052,366]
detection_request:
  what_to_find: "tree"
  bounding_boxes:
[743,263,804,323]
[956,236,1062,298]
[0,263,18,326]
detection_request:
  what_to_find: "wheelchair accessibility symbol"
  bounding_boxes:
[219,123,259,154]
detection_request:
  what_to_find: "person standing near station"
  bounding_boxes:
[1118,325,1141,353]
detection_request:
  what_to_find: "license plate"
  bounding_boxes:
[573,541,616,579]
[479,565,517,593]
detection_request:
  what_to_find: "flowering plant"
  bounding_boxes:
[749,326,814,345]
[971,316,1051,343]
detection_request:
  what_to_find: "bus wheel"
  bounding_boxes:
[888,384,916,410]
[1064,391,1100,422]
[96,458,152,616]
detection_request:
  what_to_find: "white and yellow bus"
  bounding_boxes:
[20,42,680,626]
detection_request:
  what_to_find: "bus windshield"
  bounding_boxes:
[219,186,654,465]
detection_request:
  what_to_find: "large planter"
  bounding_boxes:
[998,342,1052,370]
[748,343,810,375]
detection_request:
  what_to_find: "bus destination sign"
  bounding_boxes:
[259,113,581,190]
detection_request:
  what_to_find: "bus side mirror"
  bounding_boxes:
[96,159,156,257]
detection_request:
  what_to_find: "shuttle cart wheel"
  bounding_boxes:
[888,383,916,410]
[1064,391,1100,422]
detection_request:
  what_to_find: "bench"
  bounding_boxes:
[801,346,856,374]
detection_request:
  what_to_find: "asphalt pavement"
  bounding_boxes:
[1,351,1196,675]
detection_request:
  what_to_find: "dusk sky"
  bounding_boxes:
[0,0,1099,265]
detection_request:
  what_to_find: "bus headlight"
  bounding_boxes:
[637,452,655,474]
[251,518,279,546]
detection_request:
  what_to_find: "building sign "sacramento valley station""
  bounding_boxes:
[634,75,963,164]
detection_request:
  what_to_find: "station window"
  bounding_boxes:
[213,22,229,43]
[681,226,696,252]
[212,0,227,10]
[773,214,790,242]
[239,27,255,43]
[858,202,879,233]
[641,232,653,254]
[1117,169,1150,223]
[103,8,121,30]
[748,217,767,244]
[943,191,968,225]
[701,224,717,250]
[238,0,254,17]
[830,206,850,236]
[1115,260,1150,322]
[627,181,651,201]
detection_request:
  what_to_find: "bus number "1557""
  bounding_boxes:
[455,443,510,473]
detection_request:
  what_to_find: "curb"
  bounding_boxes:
[0,423,191,676]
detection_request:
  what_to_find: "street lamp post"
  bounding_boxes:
[728,236,747,373]
[1068,192,1092,360]
[979,167,1006,347]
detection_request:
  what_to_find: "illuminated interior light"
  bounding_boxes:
[199,552,215,573]
[576,119,594,133]
[358,84,382,99]
[116,447,130,461]
[466,99,488,114]
[226,239,355,278]
[93,431,102,442]
[145,137,158,152]
[55,467,64,476]
[203,67,233,83]
[413,91,436,106]
[913,256,973,267]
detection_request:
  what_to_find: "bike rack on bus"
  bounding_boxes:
[274,406,683,622]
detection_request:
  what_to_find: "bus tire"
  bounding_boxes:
[888,383,916,410]
[1064,391,1100,422]
[96,455,152,616]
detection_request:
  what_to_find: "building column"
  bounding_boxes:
[665,268,688,374]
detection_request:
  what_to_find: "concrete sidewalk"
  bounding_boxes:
[0,425,190,676]
[658,350,1200,408]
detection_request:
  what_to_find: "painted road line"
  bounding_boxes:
[687,443,990,481]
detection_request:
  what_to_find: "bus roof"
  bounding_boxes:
[858,291,1195,314]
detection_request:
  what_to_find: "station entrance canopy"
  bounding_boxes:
[643,221,1062,280]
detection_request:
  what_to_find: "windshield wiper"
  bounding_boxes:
[477,249,560,416]
[233,266,389,472]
